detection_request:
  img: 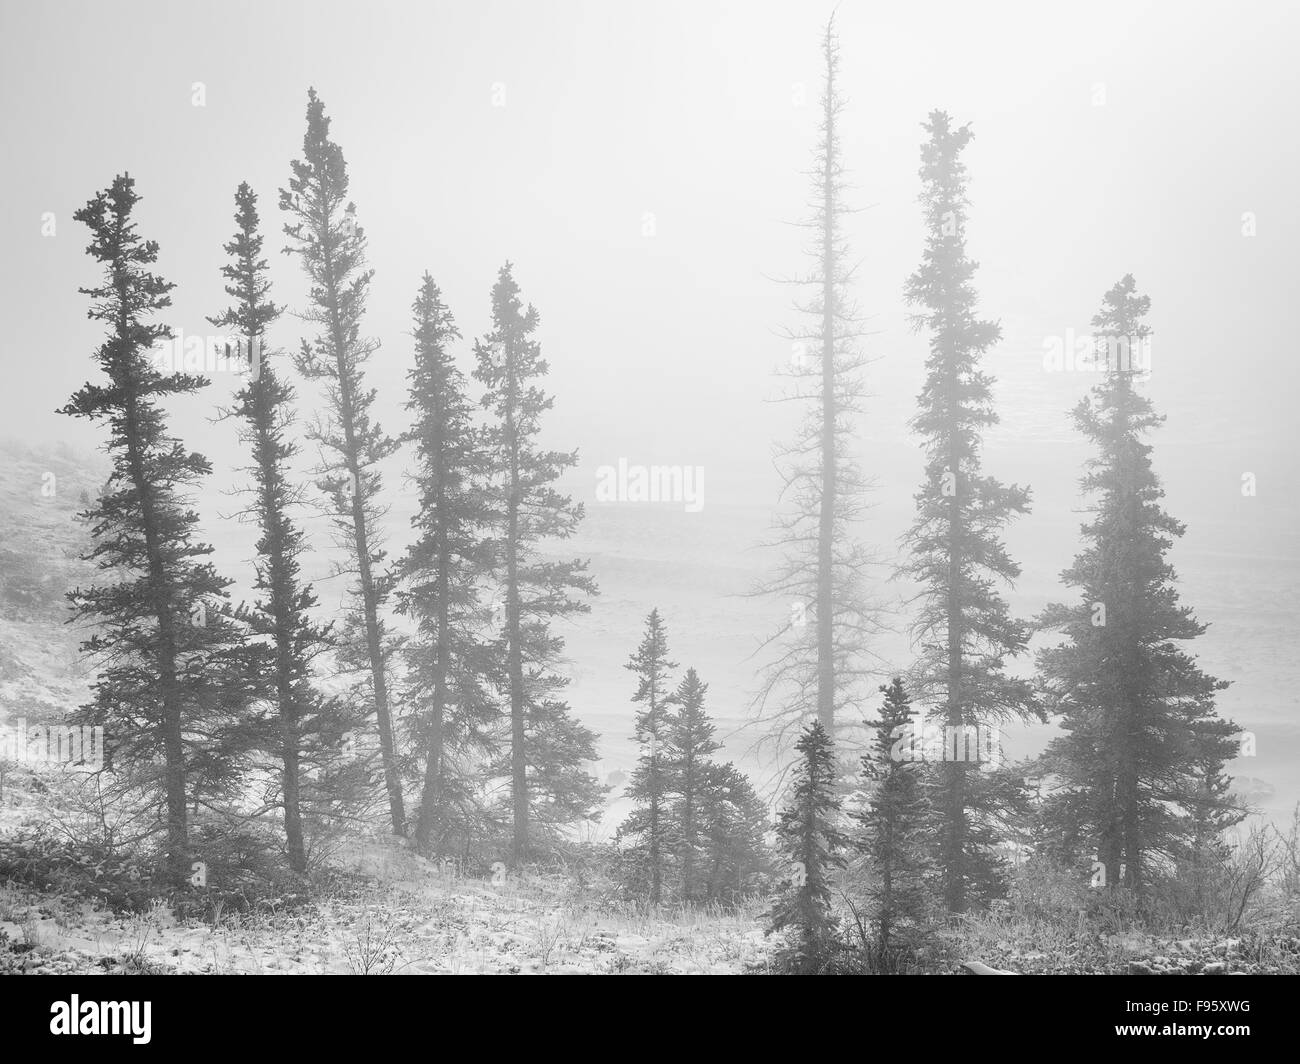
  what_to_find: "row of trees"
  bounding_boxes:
[59,19,1243,938]
[64,90,603,882]
[756,15,1243,966]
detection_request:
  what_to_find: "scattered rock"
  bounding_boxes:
[959,960,1018,975]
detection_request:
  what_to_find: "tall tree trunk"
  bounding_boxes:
[280,716,306,871]
[816,52,838,739]
[649,759,661,905]
[507,520,527,862]
[505,378,528,863]
[265,426,308,872]
[681,757,695,902]
[944,355,967,913]
[271,567,306,872]
[415,482,451,853]
[415,659,446,851]
[125,390,188,884]
[880,859,894,957]
[322,260,405,838]
[350,481,405,836]
[162,699,188,885]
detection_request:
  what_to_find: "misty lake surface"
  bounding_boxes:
[287,486,1297,835]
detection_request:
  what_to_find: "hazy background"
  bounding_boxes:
[2,0,1297,826]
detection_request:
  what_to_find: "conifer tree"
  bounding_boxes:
[62,175,248,883]
[474,263,601,861]
[1028,784,1093,876]
[280,89,405,836]
[615,609,677,903]
[852,679,930,964]
[1037,276,1241,899]
[767,721,847,972]
[395,273,499,854]
[210,182,342,874]
[698,762,771,904]
[662,667,722,902]
[900,111,1037,912]
[752,16,877,749]
[1178,757,1243,917]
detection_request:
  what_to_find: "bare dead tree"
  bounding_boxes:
[749,16,886,757]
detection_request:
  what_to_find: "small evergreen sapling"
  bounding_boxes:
[767,721,848,972]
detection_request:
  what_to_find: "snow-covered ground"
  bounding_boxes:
[0,833,770,975]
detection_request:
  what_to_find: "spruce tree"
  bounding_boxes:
[852,679,930,966]
[662,667,722,903]
[1037,275,1241,899]
[280,89,405,836]
[210,182,342,874]
[615,609,677,903]
[395,273,499,854]
[698,762,771,904]
[752,15,877,749]
[767,721,847,972]
[1179,756,1243,918]
[1029,784,1093,876]
[61,175,247,883]
[900,111,1037,912]
[474,263,601,861]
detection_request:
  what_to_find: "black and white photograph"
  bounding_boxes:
[0,0,1296,1037]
